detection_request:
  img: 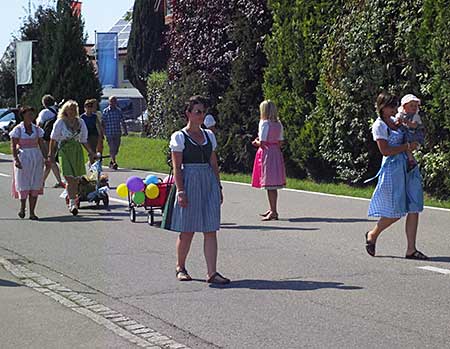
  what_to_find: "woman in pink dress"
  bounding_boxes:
[251,100,286,221]
[10,107,48,220]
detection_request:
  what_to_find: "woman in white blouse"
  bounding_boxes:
[48,100,95,215]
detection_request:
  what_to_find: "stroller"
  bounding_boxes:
[128,173,173,226]
[63,154,110,210]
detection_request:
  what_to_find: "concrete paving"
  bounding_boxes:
[1,153,450,348]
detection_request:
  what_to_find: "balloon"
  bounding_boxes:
[145,183,159,199]
[144,174,159,185]
[116,183,128,198]
[162,175,174,184]
[132,191,145,205]
[126,176,145,192]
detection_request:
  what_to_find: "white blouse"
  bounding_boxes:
[258,120,284,141]
[50,118,88,143]
[170,128,217,152]
[372,117,393,141]
[9,122,44,139]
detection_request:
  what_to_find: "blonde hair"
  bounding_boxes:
[58,100,79,120]
[259,100,278,121]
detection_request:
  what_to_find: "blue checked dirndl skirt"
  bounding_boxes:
[368,153,424,218]
[170,163,221,233]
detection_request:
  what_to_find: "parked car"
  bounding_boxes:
[0,109,18,141]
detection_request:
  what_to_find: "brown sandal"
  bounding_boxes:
[207,272,230,285]
[176,268,192,281]
[261,212,278,221]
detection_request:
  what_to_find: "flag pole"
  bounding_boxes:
[14,41,19,107]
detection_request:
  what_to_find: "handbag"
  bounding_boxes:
[161,182,176,230]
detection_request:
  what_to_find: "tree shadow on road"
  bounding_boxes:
[288,217,373,223]
[220,223,319,231]
[209,279,362,291]
[0,279,21,287]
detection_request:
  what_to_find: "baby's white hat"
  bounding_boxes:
[401,94,421,106]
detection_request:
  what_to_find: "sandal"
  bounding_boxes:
[259,210,271,217]
[207,272,230,285]
[405,250,429,260]
[261,212,278,221]
[18,210,25,219]
[365,231,376,257]
[176,268,192,281]
[29,215,39,221]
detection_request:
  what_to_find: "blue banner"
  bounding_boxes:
[96,32,118,88]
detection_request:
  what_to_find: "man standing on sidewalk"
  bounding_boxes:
[102,96,128,170]
[36,94,64,188]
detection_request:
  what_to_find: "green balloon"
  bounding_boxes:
[132,191,145,205]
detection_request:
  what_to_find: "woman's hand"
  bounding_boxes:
[177,191,188,208]
[408,142,420,151]
[14,158,22,169]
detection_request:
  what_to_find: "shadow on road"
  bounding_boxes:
[288,217,373,223]
[220,223,319,231]
[377,255,450,263]
[210,279,362,291]
[0,279,21,287]
[38,215,121,222]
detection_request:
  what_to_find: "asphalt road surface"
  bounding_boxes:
[1,153,450,348]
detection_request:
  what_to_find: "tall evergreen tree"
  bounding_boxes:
[24,0,101,108]
[0,43,16,106]
[216,0,272,173]
[127,0,167,100]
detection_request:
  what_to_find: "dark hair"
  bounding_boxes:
[376,92,398,116]
[41,94,55,108]
[19,106,35,118]
[184,95,208,113]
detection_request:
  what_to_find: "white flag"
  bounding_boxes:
[16,41,33,85]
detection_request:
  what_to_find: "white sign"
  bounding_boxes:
[16,41,33,85]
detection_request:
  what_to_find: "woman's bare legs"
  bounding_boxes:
[203,232,218,278]
[176,232,194,270]
[267,189,278,215]
[405,213,419,255]
[367,217,400,243]
[29,195,38,218]
[18,199,26,218]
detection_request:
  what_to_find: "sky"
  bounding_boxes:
[0,0,134,56]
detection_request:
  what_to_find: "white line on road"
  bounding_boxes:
[0,172,11,177]
[417,266,450,275]
[109,197,129,205]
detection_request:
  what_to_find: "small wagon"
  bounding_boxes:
[128,178,173,225]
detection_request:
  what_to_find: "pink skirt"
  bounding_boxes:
[251,144,286,189]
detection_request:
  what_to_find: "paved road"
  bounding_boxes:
[1,153,450,348]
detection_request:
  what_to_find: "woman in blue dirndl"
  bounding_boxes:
[169,95,230,284]
[365,92,428,260]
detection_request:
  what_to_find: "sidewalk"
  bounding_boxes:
[0,264,136,349]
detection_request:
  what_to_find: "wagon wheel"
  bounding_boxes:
[103,195,109,209]
[147,210,154,226]
[129,207,136,222]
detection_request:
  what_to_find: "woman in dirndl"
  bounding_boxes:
[365,92,428,260]
[48,100,96,216]
[251,100,286,221]
[10,106,48,220]
[169,95,230,285]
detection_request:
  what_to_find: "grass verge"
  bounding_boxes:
[2,136,450,209]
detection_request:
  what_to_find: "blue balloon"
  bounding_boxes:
[144,175,159,185]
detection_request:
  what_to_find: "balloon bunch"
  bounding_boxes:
[116,174,161,205]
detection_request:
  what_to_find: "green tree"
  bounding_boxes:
[24,0,101,108]
[127,0,167,100]
[263,0,342,179]
[216,0,272,173]
[0,43,16,106]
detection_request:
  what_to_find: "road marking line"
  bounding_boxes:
[417,266,450,275]
[0,257,191,349]
[109,197,129,205]
[0,172,11,177]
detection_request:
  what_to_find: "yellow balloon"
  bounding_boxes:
[145,183,159,199]
[116,183,128,198]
